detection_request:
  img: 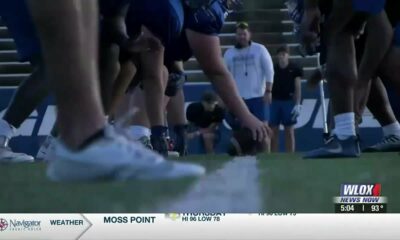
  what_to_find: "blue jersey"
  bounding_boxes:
[125,0,184,47]
[184,0,229,35]
[165,0,229,63]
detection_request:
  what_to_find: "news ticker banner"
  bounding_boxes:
[334,183,388,213]
[0,214,400,240]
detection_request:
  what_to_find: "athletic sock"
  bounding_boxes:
[150,126,169,156]
[174,124,187,155]
[334,113,356,140]
[382,121,400,137]
[129,126,151,140]
[151,125,168,138]
[78,129,106,150]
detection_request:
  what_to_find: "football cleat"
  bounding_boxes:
[364,135,400,152]
[304,135,361,159]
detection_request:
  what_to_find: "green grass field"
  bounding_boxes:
[1,153,399,213]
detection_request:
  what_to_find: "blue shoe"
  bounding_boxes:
[304,135,361,159]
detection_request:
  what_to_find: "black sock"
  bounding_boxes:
[174,124,187,154]
[151,125,168,138]
[78,128,106,150]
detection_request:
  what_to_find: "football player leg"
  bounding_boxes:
[304,0,388,158]
[364,22,400,152]
[125,0,185,156]
[304,0,360,158]
[364,78,400,152]
[165,61,188,156]
[29,0,205,181]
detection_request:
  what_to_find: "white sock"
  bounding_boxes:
[129,125,151,141]
[334,113,356,140]
[382,122,400,137]
[0,119,16,139]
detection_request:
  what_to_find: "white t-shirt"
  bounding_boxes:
[224,42,274,100]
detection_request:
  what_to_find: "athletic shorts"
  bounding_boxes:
[184,0,228,35]
[269,100,297,127]
[125,0,184,47]
[0,0,41,62]
[352,0,386,14]
[226,97,268,130]
[394,23,400,46]
[245,97,268,122]
[164,33,192,64]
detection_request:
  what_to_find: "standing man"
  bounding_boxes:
[270,46,303,153]
[224,22,274,130]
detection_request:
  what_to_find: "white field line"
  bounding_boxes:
[157,156,262,213]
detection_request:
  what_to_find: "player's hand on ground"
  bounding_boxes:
[241,114,271,142]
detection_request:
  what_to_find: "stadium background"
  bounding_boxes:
[0,0,398,155]
[0,0,400,214]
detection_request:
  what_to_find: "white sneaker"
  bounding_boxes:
[0,147,34,163]
[36,135,56,161]
[47,130,205,182]
[168,151,180,157]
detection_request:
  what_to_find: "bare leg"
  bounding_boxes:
[354,12,393,121]
[129,88,151,128]
[167,88,187,155]
[99,44,120,114]
[109,60,137,116]
[379,46,400,95]
[304,0,361,158]
[202,133,215,154]
[28,0,105,149]
[366,78,397,126]
[140,27,166,129]
[271,127,280,152]
[284,126,295,153]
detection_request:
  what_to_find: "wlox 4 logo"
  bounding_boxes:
[340,184,381,196]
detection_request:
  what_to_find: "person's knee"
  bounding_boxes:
[165,71,186,97]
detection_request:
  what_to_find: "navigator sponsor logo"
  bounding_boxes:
[0,217,41,232]
[0,219,8,231]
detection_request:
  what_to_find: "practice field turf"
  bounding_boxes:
[1,153,399,213]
